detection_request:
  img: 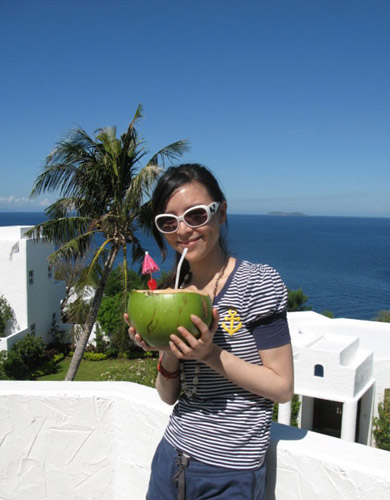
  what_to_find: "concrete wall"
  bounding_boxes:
[0,328,29,351]
[25,237,66,344]
[1,381,389,500]
[0,228,28,332]
[0,226,68,347]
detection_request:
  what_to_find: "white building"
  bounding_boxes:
[279,311,390,447]
[0,226,68,351]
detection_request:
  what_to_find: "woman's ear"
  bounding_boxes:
[219,201,228,224]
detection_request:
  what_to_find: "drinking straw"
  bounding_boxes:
[174,247,188,289]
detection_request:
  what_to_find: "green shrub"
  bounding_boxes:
[69,350,109,361]
[53,353,65,363]
[0,351,8,380]
[3,335,46,379]
[272,394,301,427]
[83,352,109,361]
[287,289,311,312]
[0,295,14,336]
[373,310,390,323]
[373,392,390,451]
[3,351,26,379]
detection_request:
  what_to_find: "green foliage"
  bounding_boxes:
[94,323,108,353]
[373,310,390,323]
[320,309,334,318]
[97,292,132,353]
[48,317,69,352]
[69,350,109,361]
[104,267,146,296]
[0,295,14,336]
[3,335,46,379]
[100,358,158,387]
[290,395,301,427]
[3,351,26,379]
[63,295,91,325]
[0,351,8,380]
[272,394,301,427]
[83,352,109,361]
[287,289,312,312]
[53,353,65,363]
[27,105,189,381]
[373,390,390,451]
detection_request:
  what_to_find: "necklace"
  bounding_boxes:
[180,256,229,304]
[179,256,229,398]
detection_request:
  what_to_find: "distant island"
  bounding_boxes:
[267,211,308,217]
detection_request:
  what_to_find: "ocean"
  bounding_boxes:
[1,212,389,320]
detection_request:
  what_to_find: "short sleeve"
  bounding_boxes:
[241,264,288,323]
[241,264,290,350]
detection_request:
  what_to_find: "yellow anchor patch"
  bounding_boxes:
[221,309,242,336]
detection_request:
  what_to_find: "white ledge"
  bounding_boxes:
[1,381,389,499]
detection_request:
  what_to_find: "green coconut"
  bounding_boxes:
[128,289,213,348]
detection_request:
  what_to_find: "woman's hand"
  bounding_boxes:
[168,307,220,362]
[124,313,170,352]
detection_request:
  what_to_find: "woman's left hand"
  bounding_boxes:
[169,307,219,362]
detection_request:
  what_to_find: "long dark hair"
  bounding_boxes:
[151,163,228,287]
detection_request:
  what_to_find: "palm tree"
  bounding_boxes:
[28,104,189,380]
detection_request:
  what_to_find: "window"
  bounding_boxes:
[28,270,34,285]
[48,265,52,278]
[30,323,36,336]
[314,364,324,377]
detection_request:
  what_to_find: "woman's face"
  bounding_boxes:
[162,181,226,263]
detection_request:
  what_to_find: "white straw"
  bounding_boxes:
[174,247,188,289]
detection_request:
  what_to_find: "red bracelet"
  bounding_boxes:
[157,357,180,379]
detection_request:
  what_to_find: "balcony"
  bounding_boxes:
[1,381,389,499]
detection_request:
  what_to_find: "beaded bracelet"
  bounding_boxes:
[157,357,180,379]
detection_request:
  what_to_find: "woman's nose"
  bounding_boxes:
[176,220,192,235]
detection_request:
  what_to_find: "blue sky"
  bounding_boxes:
[1,0,389,216]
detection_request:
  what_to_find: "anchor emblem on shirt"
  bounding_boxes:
[221,309,242,336]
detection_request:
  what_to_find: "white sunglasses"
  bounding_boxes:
[155,202,221,234]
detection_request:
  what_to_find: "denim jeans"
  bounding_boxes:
[146,438,267,500]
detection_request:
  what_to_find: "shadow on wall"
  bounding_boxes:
[266,424,308,500]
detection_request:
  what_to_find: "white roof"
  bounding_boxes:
[0,226,34,240]
[288,311,390,360]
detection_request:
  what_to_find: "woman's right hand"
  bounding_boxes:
[124,313,170,352]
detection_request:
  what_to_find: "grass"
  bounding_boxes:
[38,356,158,387]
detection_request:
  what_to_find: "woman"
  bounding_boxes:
[127,164,293,500]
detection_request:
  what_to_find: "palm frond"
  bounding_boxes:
[47,232,96,263]
[123,163,162,214]
[25,215,93,243]
[147,140,190,167]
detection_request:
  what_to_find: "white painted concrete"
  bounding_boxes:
[1,381,389,500]
[288,311,390,442]
[0,226,69,349]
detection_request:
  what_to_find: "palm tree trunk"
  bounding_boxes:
[65,246,119,381]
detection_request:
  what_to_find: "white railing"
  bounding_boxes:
[0,381,389,500]
[0,328,29,351]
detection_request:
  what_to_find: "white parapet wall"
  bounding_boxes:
[0,381,389,500]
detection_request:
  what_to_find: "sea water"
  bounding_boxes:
[1,212,389,320]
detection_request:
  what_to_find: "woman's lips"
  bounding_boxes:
[178,237,201,248]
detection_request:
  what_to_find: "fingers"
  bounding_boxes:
[210,307,219,333]
[171,313,215,360]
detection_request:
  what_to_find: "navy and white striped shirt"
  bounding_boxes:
[164,260,290,470]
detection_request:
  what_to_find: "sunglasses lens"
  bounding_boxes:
[184,207,209,227]
[156,216,178,233]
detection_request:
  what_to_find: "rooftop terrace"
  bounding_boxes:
[1,381,389,499]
